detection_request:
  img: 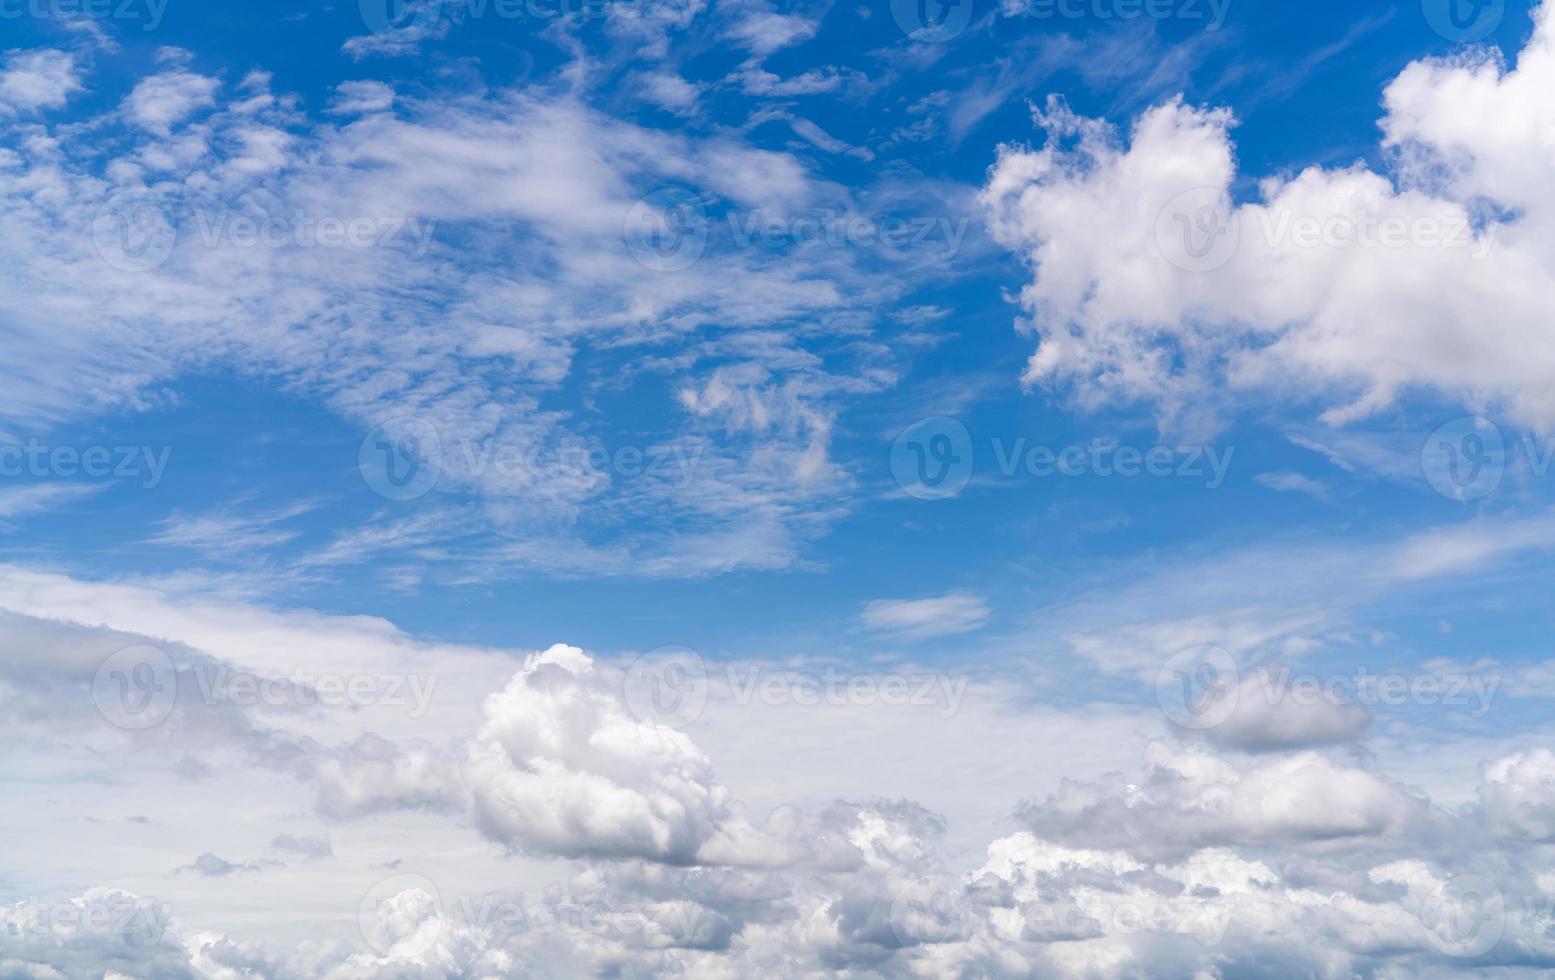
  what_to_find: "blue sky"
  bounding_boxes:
[3,0,1555,975]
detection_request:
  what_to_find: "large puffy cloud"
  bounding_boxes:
[1197,665,1375,753]
[1017,742,1439,862]
[462,644,735,863]
[1478,748,1555,842]
[7,567,1555,976]
[981,1,1555,435]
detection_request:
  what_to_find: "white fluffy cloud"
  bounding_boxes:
[0,49,82,113]
[1478,749,1555,842]
[1200,666,1374,752]
[4,565,1555,976]
[120,68,221,134]
[982,2,1555,435]
[462,644,735,863]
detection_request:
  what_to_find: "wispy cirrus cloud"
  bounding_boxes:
[860,591,990,640]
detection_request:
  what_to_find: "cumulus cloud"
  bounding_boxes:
[1478,749,1555,842]
[1198,665,1374,752]
[120,69,221,134]
[0,49,82,113]
[981,3,1555,435]
[4,577,1555,976]
[1018,742,1437,862]
[461,644,735,863]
